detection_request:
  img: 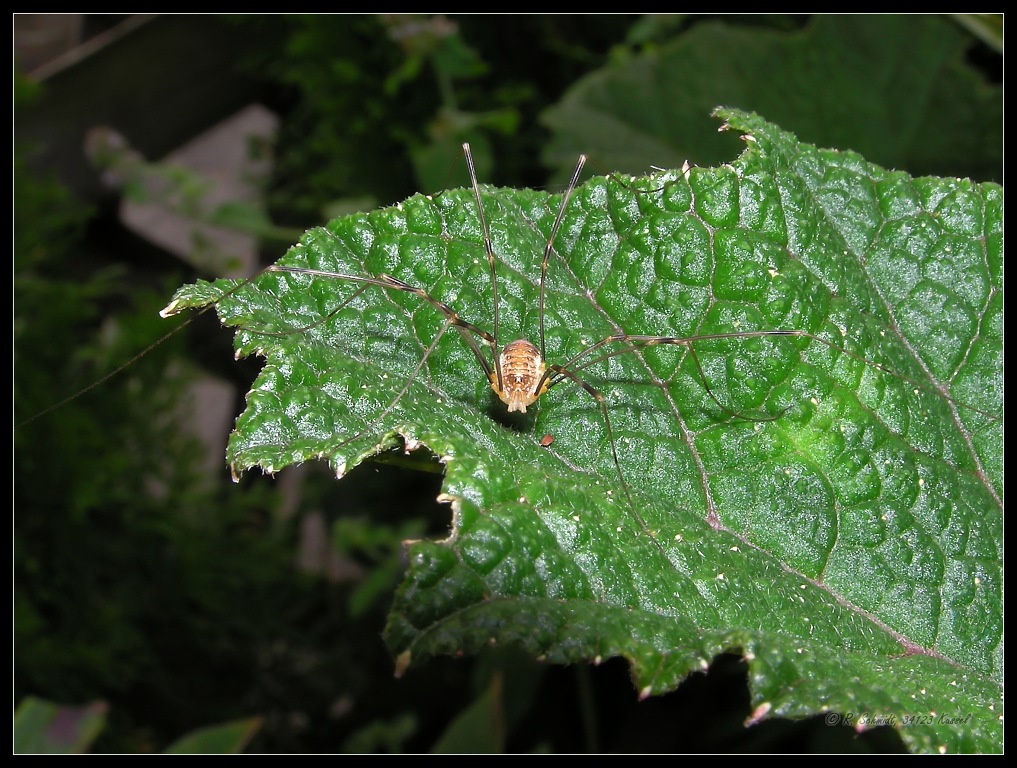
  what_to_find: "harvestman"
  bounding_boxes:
[173,145,798,541]
[158,143,998,544]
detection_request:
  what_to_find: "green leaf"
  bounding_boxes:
[13,697,107,754]
[340,713,417,753]
[166,109,1002,754]
[430,673,506,753]
[162,717,262,754]
[541,15,1002,186]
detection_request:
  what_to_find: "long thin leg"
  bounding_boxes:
[539,154,587,361]
[462,143,505,391]
[234,264,516,453]
[544,330,805,421]
[462,143,587,375]
[332,317,459,450]
[545,363,669,558]
[19,261,314,427]
[266,265,498,382]
[536,328,998,422]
